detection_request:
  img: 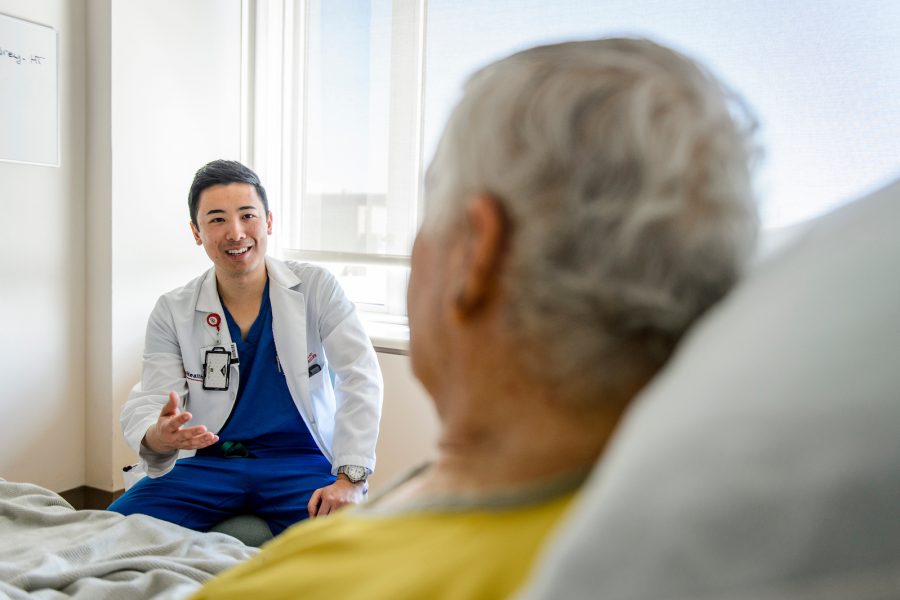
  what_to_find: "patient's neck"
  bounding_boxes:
[384,307,634,510]
[381,382,623,509]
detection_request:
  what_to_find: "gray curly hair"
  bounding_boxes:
[423,38,759,403]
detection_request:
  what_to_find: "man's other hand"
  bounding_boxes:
[307,476,366,518]
[143,391,219,453]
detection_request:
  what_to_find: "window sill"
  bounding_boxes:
[360,313,410,355]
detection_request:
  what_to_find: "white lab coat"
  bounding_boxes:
[121,257,383,480]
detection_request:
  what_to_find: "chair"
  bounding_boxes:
[209,514,274,547]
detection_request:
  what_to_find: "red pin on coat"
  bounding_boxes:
[206,313,222,331]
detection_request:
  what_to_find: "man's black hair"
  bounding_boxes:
[188,159,269,226]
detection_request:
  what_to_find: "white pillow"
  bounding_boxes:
[519,178,900,600]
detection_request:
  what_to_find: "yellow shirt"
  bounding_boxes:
[191,492,575,600]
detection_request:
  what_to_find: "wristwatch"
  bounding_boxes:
[337,464,368,483]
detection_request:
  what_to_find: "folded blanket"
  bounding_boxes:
[0,479,257,599]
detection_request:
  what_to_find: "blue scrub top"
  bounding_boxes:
[201,279,323,458]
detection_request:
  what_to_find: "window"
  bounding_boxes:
[247,0,421,331]
[249,0,900,323]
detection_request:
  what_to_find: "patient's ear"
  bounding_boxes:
[454,193,508,316]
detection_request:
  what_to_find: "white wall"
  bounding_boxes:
[0,0,86,492]
[84,0,113,494]
[369,352,439,493]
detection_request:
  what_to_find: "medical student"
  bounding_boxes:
[109,160,383,536]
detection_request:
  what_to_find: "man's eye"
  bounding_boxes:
[242,213,257,220]
[209,217,225,224]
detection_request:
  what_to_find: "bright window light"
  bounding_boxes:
[253,0,900,320]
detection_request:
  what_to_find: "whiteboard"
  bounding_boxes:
[0,13,58,167]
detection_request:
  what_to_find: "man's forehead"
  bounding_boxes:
[198,182,263,212]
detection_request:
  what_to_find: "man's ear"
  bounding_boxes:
[454,193,509,317]
[266,211,273,235]
[190,221,202,246]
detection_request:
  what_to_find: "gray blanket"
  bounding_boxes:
[0,480,258,599]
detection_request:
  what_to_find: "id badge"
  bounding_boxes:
[203,346,232,390]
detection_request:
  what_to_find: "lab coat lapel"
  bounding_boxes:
[266,258,312,419]
[195,267,231,348]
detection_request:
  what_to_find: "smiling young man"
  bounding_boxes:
[109,160,383,537]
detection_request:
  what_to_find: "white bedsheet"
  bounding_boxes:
[0,479,257,599]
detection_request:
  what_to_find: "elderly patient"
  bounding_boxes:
[191,37,758,599]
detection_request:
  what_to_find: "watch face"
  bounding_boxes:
[342,465,367,482]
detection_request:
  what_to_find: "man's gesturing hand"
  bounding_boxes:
[142,391,219,453]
